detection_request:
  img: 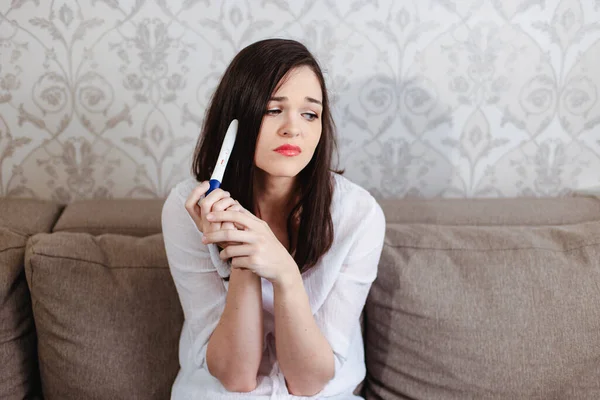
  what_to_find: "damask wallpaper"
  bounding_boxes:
[1,0,600,201]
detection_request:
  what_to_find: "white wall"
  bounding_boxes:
[1,0,600,201]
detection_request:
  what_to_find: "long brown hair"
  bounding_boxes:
[191,38,341,272]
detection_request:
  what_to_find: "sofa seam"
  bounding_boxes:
[0,245,25,254]
[28,238,38,312]
[0,227,29,239]
[48,204,67,231]
[385,240,600,253]
[385,219,600,227]
[27,250,166,269]
[53,227,159,234]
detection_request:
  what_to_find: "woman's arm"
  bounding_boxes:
[202,199,386,395]
[177,182,264,392]
[206,268,263,392]
[272,198,386,396]
[201,208,334,395]
[273,272,334,396]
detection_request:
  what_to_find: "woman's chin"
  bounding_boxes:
[263,170,302,179]
[257,162,308,179]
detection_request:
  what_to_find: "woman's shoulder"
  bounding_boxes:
[331,173,384,227]
[332,173,380,211]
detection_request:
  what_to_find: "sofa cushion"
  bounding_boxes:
[0,229,41,400]
[0,198,64,236]
[52,199,164,236]
[0,198,62,400]
[365,197,600,399]
[379,196,600,226]
[24,232,183,400]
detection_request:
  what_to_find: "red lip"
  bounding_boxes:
[274,144,302,156]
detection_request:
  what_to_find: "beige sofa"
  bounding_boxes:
[2,194,600,399]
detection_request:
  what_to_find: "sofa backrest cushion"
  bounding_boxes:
[52,199,164,237]
[365,196,600,399]
[0,198,63,400]
[0,198,64,236]
[24,232,183,400]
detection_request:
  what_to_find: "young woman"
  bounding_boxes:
[161,38,385,400]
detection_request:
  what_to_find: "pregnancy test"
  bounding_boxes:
[206,119,238,195]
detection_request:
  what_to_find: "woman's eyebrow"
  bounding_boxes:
[269,96,323,106]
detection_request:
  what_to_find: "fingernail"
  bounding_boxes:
[201,236,207,243]
[206,213,214,220]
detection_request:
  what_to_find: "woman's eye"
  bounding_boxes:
[266,109,281,115]
[303,113,318,121]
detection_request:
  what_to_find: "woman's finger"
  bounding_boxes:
[207,196,236,235]
[222,204,245,231]
[226,203,242,212]
[198,188,230,218]
[230,256,251,269]
[184,181,210,219]
[206,210,259,230]
[212,196,237,212]
[203,229,255,245]
[185,181,209,205]
[217,201,238,233]
[219,244,253,260]
[232,201,258,218]
[221,221,236,231]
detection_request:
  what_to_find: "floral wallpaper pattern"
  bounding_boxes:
[1,0,600,201]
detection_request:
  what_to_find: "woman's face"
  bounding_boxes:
[254,66,323,180]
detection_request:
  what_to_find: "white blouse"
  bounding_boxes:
[162,173,385,400]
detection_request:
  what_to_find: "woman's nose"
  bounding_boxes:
[280,116,302,137]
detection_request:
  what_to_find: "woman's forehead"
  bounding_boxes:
[272,66,322,100]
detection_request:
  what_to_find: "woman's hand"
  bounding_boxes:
[184,181,241,248]
[201,205,300,285]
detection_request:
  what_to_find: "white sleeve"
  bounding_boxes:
[313,199,386,374]
[161,185,230,369]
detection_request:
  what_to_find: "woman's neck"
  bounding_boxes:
[253,174,299,225]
